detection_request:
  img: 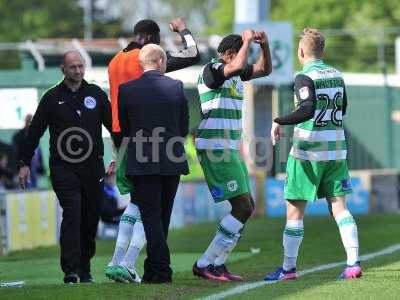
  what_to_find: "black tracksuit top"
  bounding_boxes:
[21,79,113,167]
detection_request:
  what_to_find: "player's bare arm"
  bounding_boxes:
[222,29,254,77]
[250,31,272,79]
[169,17,187,32]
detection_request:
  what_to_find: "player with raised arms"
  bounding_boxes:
[193,29,272,281]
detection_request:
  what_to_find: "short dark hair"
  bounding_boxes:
[133,19,160,35]
[217,34,243,54]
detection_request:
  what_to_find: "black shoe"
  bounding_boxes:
[64,273,79,284]
[152,276,172,284]
[79,273,95,283]
[142,276,172,284]
[142,272,154,283]
[142,272,171,284]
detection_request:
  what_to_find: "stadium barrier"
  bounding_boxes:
[0,189,57,255]
[169,181,233,228]
[97,181,237,240]
[0,188,7,255]
[265,176,370,217]
[351,169,400,213]
[265,169,399,217]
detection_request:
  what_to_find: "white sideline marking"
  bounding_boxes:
[200,244,400,300]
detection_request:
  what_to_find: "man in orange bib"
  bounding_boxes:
[105,18,199,283]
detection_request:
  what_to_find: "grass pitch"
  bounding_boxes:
[0,214,399,299]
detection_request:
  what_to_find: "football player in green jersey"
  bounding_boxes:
[266,28,361,281]
[193,29,272,281]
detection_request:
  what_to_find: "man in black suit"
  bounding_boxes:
[118,44,189,283]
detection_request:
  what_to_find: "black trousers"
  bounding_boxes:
[50,162,104,276]
[132,175,180,282]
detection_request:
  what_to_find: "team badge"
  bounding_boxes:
[84,96,97,109]
[299,86,309,100]
[227,180,238,192]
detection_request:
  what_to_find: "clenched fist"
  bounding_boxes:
[169,17,186,32]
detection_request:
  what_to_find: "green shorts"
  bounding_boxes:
[284,155,352,201]
[197,149,251,203]
[116,152,134,195]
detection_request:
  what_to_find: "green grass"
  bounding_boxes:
[228,255,400,300]
[0,214,399,300]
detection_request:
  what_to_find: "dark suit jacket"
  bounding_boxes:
[118,70,189,176]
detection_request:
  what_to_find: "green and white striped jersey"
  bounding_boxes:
[291,59,347,161]
[195,59,251,150]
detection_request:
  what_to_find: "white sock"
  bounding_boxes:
[335,210,359,265]
[214,233,240,266]
[108,203,140,266]
[197,214,243,268]
[121,218,146,270]
[282,220,304,271]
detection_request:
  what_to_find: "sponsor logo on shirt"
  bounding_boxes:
[235,80,244,95]
[229,78,243,98]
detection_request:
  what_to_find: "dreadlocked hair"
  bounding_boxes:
[217,34,243,54]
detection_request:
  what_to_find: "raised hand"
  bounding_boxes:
[242,29,255,43]
[254,31,267,45]
[169,17,187,32]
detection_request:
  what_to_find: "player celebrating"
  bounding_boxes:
[193,30,272,281]
[105,18,199,283]
[265,28,361,281]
